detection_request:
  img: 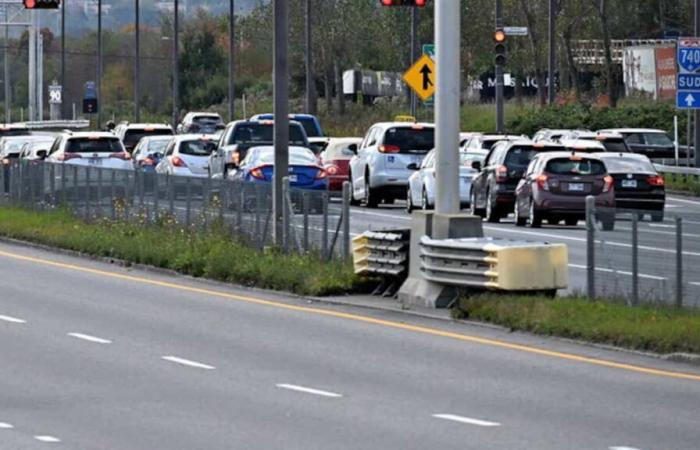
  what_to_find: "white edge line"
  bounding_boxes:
[432,413,501,427]
[0,314,26,324]
[0,423,13,429]
[161,356,215,370]
[275,383,343,398]
[67,332,112,344]
[34,435,61,443]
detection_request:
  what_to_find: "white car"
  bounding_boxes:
[46,132,133,170]
[349,122,434,207]
[406,149,477,211]
[0,135,55,163]
[156,135,218,177]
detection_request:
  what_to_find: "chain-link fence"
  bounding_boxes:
[0,160,351,260]
[585,196,699,308]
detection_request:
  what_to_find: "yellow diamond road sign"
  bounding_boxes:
[403,54,435,101]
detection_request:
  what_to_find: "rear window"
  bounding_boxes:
[504,147,538,170]
[545,158,606,176]
[229,124,307,146]
[123,129,173,148]
[146,139,171,154]
[383,127,434,154]
[600,157,656,174]
[67,137,124,154]
[481,138,502,150]
[179,140,217,156]
[643,132,673,146]
[601,139,628,152]
[258,149,317,165]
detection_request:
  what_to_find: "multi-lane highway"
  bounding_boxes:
[1,240,700,449]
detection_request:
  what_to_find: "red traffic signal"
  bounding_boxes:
[380,0,427,6]
[23,0,60,9]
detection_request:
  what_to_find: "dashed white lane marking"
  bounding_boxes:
[432,413,501,427]
[161,356,215,370]
[34,435,61,443]
[275,383,343,398]
[0,314,26,324]
[0,422,14,429]
[67,332,112,345]
[609,446,643,450]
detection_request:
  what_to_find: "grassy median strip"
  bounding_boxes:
[456,295,700,355]
[663,176,700,197]
[0,207,369,297]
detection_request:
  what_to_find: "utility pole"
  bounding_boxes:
[4,4,9,122]
[695,0,700,167]
[410,6,418,118]
[28,10,35,121]
[37,31,43,120]
[304,0,315,115]
[273,0,289,246]
[134,0,140,121]
[495,0,504,133]
[228,0,235,121]
[548,0,555,104]
[172,0,179,129]
[97,0,102,127]
[60,0,65,119]
[434,0,460,214]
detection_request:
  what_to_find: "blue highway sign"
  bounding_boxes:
[676,38,700,109]
[677,91,700,109]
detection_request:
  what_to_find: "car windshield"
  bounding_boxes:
[600,139,628,152]
[257,149,317,166]
[66,137,124,153]
[644,132,673,146]
[545,158,606,175]
[460,151,486,166]
[229,124,307,146]
[179,140,217,156]
[384,127,434,154]
[601,157,656,174]
[504,147,538,170]
[2,139,36,155]
[123,129,172,149]
[146,139,171,154]
[193,116,222,126]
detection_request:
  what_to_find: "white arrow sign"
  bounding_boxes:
[686,93,696,106]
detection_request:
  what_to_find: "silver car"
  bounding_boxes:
[406,149,477,211]
[156,135,218,177]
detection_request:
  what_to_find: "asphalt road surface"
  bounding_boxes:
[1,241,699,449]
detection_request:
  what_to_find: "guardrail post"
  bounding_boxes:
[585,195,596,300]
[342,181,351,261]
[676,216,683,308]
[631,213,638,307]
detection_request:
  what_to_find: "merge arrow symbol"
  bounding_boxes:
[420,64,433,91]
[686,93,696,107]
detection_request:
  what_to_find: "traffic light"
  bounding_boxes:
[83,98,98,115]
[379,0,427,6]
[23,0,60,9]
[494,29,507,66]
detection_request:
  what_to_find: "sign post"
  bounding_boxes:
[48,81,62,120]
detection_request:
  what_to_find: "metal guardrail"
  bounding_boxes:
[353,229,410,297]
[654,163,700,178]
[21,120,91,130]
[419,236,568,294]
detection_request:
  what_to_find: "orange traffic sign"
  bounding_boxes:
[403,54,435,101]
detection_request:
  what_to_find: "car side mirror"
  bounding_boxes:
[406,162,419,171]
[471,161,482,171]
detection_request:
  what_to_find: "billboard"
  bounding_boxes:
[655,46,677,100]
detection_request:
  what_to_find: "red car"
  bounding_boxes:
[319,138,362,191]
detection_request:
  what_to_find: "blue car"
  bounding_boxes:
[250,113,324,138]
[234,145,328,190]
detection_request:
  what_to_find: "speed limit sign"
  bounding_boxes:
[49,84,62,104]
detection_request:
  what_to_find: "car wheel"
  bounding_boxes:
[485,190,500,223]
[421,188,431,210]
[470,190,485,218]
[528,200,542,228]
[514,202,527,227]
[349,173,361,206]
[364,176,379,208]
[406,189,414,213]
[565,218,578,226]
[651,211,664,222]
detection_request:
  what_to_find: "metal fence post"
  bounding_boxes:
[631,213,638,307]
[255,184,262,249]
[110,169,116,220]
[168,174,175,218]
[218,179,225,224]
[237,184,243,234]
[585,195,595,300]
[96,167,103,216]
[342,181,351,261]
[153,172,159,223]
[84,166,91,219]
[676,216,683,308]
[282,176,290,253]
[322,191,329,259]
[72,165,78,211]
[185,176,192,228]
[302,190,309,252]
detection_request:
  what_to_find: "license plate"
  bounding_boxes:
[289,174,298,183]
[621,179,637,188]
[89,158,102,166]
[568,183,584,192]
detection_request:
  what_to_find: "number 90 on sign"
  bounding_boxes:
[49,88,62,104]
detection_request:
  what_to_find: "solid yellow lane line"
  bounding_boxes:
[1,248,700,382]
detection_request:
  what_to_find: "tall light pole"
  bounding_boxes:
[495,0,504,133]
[228,0,235,121]
[434,0,460,214]
[409,6,418,117]
[134,0,140,121]
[172,0,179,129]
[97,0,102,127]
[547,0,555,104]
[304,0,315,115]
[4,4,10,122]
[273,0,289,246]
[60,0,65,119]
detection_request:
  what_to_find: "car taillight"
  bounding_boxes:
[379,144,400,154]
[603,175,614,193]
[1,158,10,165]
[536,174,549,191]
[110,152,131,160]
[172,156,187,167]
[250,166,265,180]
[315,168,327,180]
[58,153,81,161]
[648,175,665,186]
[325,165,339,175]
[495,165,508,183]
